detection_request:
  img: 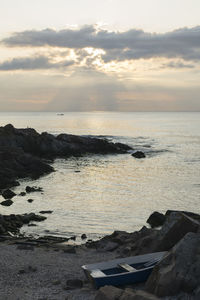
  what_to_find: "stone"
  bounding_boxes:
[19,192,26,196]
[63,247,76,254]
[81,233,87,239]
[39,210,53,214]
[132,151,146,158]
[1,200,13,206]
[156,212,200,251]
[64,279,83,289]
[147,211,166,228]
[17,244,34,251]
[2,189,16,199]
[120,289,159,300]
[95,285,123,300]
[27,199,34,203]
[26,186,43,193]
[146,232,200,297]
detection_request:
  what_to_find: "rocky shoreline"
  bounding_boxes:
[0,209,199,299]
[0,124,132,192]
[0,124,199,299]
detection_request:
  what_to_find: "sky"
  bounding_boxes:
[0,0,200,112]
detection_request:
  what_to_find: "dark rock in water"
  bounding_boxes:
[70,235,76,241]
[39,210,53,214]
[2,189,16,199]
[19,192,26,196]
[21,213,47,223]
[27,199,34,203]
[147,211,166,228]
[146,232,200,297]
[26,186,43,193]
[81,233,87,240]
[0,212,46,235]
[0,146,53,192]
[1,199,13,206]
[132,151,146,158]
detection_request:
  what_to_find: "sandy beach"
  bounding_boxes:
[0,239,117,300]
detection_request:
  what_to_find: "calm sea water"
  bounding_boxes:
[0,112,199,241]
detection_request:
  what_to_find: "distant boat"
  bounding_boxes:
[82,251,167,289]
[57,113,64,116]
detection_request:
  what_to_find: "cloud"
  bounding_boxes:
[2,25,200,62]
[0,55,74,70]
[161,61,195,69]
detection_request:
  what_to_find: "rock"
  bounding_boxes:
[147,211,166,228]
[166,210,200,222]
[17,244,34,251]
[120,289,159,300]
[132,151,146,158]
[0,124,132,191]
[19,192,26,196]
[146,232,200,297]
[26,186,43,193]
[70,235,76,241]
[81,234,87,240]
[156,212,200,251]
[95,285,123,300]
[63,246,76,254]
[64,279,83,290]
[27,199,34,203]
[52,280,61,285]
[2,189,16,199]
[39,210,53,214]
[1,200,13,206]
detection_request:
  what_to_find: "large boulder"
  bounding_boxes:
[146,232,200,297]
[147,211,166,228]
[95,286,123,300]
[155,212,200,251]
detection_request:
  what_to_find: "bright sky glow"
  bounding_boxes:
[0,0,200,111]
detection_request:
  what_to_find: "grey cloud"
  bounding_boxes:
[161,61,195,69]
[0,55,74,70]
[2,25,200,62]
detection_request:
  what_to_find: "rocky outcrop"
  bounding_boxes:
[0,124,132,191]
[0,146,53,191]
[0,213,46,235]
[146,232,200,297]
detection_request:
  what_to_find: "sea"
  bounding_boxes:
[0,112,199,241]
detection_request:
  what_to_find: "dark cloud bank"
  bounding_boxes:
[2,25,200,62]
[0,56,74,70]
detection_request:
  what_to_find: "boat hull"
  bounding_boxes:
[82,251,167,289]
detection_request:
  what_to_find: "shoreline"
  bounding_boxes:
[0,210,200,299]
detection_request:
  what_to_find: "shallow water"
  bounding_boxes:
[0,112,199,240]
